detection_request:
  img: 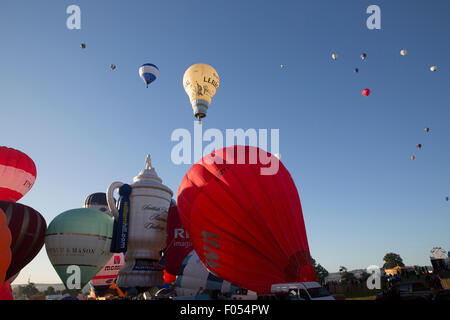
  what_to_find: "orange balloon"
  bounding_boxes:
[0,209,12,287]
[411,156,416,160]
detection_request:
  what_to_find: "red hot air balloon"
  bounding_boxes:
[0,280,13,300]
[164,204,193,275]
[0,201,46,280]
[0,209,12,287]
[362,88,371,97]
[0,147,37,203]
[177,145,317,293]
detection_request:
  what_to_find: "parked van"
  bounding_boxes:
[271,282,335,300]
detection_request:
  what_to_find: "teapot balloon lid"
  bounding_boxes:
[131,155,173,196]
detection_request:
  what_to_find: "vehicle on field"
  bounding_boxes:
[270,282,335,300]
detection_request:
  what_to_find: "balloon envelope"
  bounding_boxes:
[0,147,37,202]
[165,204,193,275]
[0,280,13,300]
[139,63,159,87]
[45,208,113,290]
[0,201,46,280]
[89,253,124,297]
[177,145,317,293]
[0,209,11,287]
[175,250,240,296]
[362,88,371,97]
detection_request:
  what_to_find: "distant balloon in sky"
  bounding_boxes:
[0,147,37,203]
[0,209,11,287]
[362,88,371,97]
[80,43,86,49]
[331,53,338,60]
[424,127,430,133]
[417,144,422,149]
[110,64,116,71]
[183,63,220,122]
[400,49,407,56]
[354,68,359,73]
[411,155,416,160]
[430,66,437,72]
[139,63,159,88]
[280,64,286,69]
[360,53,367,60]
[445,196,449,202]
[177,146,317,293]
[45,208,113,291]
[0,201,46,281]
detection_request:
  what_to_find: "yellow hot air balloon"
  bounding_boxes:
[183,63,220,121]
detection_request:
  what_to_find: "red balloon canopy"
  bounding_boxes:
[0,209,12,287]
[164,204,193,275]
[0,201,46,280]
[362,88,371,97]
[0,147,37,203]
[0,280,13,300]
[177,145,316,293]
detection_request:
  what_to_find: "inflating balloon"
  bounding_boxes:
[0,209,11,287]
[139,63,159,88]
[165,204,193,275]
[0,201,46,280]
[362,88,371,97]
[175,250,241,296]
[45,208,113,291]
[89,253,124,297]
[183,63,220,121]
[0,147,37,202]
[177,145,317,293]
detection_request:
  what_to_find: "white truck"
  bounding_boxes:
[271,282,335,300]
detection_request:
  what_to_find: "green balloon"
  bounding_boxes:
[45,208,114,291]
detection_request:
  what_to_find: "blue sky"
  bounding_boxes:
[1,0,449,284]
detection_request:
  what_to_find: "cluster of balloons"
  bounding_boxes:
[331,52,372,97]
[0,147,46,299]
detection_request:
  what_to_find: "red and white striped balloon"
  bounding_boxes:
[0,147,37,202]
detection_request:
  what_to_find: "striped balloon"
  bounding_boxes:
[175,250,240,296]
[0,147,37,203]
[139,63,159,88]
[0,201,46,280]
[45,208,113,290]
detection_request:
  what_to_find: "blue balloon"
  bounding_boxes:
[139,64,159,88]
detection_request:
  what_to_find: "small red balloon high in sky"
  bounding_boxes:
[362,88,371,97]
[177,145,317,293]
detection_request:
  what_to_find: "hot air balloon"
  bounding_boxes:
[45,208,113,291]
[110,64,116,71]
[0,147,37,202]
[165,203,193,275]
[361,53,367,60]
[0,209,11,287]
[280,64,285,69]
[425,128,430,133]
[400,49,407,56]
[445,197,449,202]
[0,280,13,300]
[80,43,86,49]
[417,144,422,149]
[0,201,46,280]
[164,270,177,284]
[411,156,416,160]
[430,66,437,72]
[354,68,359,73]
[175,250,241,297]
[362,88,371,97]
[183,63,220,122]
[177,145,317,293]
[89,253,124,297]
[139,63,159,88]
[84,192,114,217]
[331,53,338,60]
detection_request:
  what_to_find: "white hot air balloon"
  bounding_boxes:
[400,49,407,56]
[430,65,437,72]
[331,53,338,60]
